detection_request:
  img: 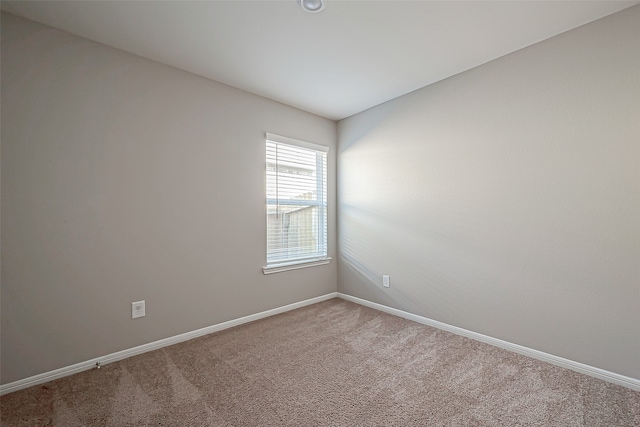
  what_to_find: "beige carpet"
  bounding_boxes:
[1,298,638,426]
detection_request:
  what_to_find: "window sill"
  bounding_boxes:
[263,257,332,275]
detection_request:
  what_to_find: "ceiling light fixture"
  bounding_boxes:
[299,0,325,13]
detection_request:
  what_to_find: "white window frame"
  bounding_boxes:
[263,133,331,274]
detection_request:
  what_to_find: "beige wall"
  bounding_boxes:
[338,6,640,379]
[1,12,337,384]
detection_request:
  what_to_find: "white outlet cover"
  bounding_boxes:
[132,300,145,319]
[383,275,390,288]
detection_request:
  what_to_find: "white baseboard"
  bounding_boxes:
[0,292,338,396]
[337,293,640,392]
[4,291,637,395]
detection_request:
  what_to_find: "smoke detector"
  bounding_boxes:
[299,0,326,13]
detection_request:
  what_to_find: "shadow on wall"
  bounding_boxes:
[338,199,509,326]
[335,83,585,335]
[337,108,515,326]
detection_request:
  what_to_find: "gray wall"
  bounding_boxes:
[1,13,337,384]
[338,6,640,379]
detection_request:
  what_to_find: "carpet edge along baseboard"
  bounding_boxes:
[337,293,640,392]
[1,291,638,395]
[0,292,338,396]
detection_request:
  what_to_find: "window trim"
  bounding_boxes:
[263,132,330,274]
[265,133,329,154]
[262,257,332,275]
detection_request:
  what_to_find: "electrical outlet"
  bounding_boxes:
[383,275,390,288]
[132,300,145,319]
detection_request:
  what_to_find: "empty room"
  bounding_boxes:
[1,1,639,425]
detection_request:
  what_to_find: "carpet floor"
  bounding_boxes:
[1,298,638,426]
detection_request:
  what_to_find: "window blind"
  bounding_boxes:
[266,133,328,266]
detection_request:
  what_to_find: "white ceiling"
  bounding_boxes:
[2,1,638,120]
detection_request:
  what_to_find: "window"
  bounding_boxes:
[263,133,330,274]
